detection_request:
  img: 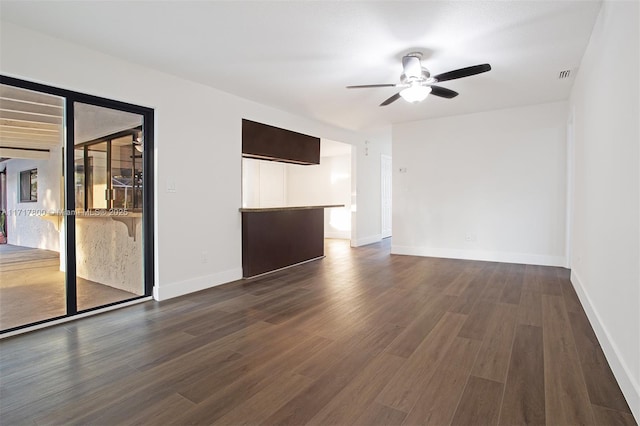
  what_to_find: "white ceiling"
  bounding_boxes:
[0,1,602,131]
[75,103,142,144]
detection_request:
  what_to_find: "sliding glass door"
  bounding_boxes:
[0,76,154,333]
[72,102,147,311]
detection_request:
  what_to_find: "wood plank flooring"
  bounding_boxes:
[0,244,139,330]
[0,239,635,425]
[0,266,139,331]
[0,244,59,272]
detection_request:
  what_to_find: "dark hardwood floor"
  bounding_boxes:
[0,239,635,425]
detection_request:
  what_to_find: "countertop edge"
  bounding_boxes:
[239,204,345,212]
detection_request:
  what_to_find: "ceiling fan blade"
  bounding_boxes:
[402,55,422,78]
[433,64,491,82]
[346,84,396,89]
[380,93,401,106]
[429,85,459,99]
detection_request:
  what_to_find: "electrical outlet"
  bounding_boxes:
[201,251,208,264]
[465,234,477,242]
[399,167,408,173]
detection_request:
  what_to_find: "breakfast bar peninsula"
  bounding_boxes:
[240,204,344,277]
[240,119,348,277]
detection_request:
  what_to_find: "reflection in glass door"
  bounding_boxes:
[73,103,145,311]
[0,84,66,330]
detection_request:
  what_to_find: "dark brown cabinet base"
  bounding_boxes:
[241,208,325,278]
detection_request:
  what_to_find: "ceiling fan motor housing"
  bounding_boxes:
[401,69,433,86]
[401,53,436,86]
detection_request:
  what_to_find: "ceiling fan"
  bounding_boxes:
[133,133,143,153]
[347,52,491,106]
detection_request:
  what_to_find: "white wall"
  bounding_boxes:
[324,155,352,239]
[392,101,568,266]
[4,150,62,252]
[568,0,639,418]
[242,153,352,239]
[287,154,352,239]
[241,158,287,208]
[0,21,390,300]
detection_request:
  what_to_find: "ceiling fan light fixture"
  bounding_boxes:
[134,134,143,152]
[400,85,431,103]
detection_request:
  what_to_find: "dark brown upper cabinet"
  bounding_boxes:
[242,119,320,165]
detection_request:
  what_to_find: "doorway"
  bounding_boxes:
[381,154,392,239]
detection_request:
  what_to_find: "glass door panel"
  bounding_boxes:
[0,84,66,331]
[111,134,143,210]
[73,102,145,311]
[0,76,153,334]
[85,142,108,210]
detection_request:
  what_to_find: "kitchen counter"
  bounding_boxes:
[239,204,344,213]
[241,205,344,277]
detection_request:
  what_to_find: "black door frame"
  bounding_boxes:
[0,75,155,332]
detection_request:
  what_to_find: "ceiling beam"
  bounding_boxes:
[0,98,63,118]
[0,147,50,160]
[0,125,60,137]
[0,138,61,149]
[0,108,63,122]
[0,130,61,143]
[0,85,63,108]
[0,96,64,110]
[0,118,61,131]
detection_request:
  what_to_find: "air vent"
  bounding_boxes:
[558,69,572,79]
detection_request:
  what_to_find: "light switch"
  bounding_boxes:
[167,178,177,193]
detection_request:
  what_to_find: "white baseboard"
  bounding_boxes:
[571,270,640,421]
[244,256,324,279]
[153,267,243,301]
[351,234,382,247]
[324,231,350,240]
[390,245,566,267]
